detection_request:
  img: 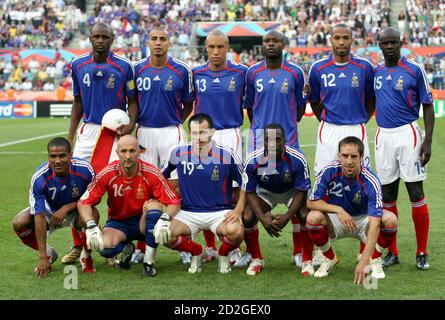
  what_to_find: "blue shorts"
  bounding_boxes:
[104,216,145,242]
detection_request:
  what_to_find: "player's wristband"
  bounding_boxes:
[146,209,162,215]
[86,220,97,229]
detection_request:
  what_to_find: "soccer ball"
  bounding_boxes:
[101,109,130,130]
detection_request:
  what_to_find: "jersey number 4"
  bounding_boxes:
[83,73,90,87]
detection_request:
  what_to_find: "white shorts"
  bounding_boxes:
[213,127,243,187]
[315,121,371,175]
[72,123,119,163]
[257,187,295,209]
[31,205,79,235]
[136,125,187,179]
[173,209,230,237]
[327,213,368,243]
[375,121,427,185]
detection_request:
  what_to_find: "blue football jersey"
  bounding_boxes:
[71,52,136,124]
[244,145,311,194]
[308,53,375,125]
[162,142,243,212]
[134,56,193,127]
[29,158,94,216]
[308,162,382,218]
[374,56,433,128]
[192,60,247,129]
[245,60,306,147]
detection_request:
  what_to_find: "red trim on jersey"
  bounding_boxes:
[317,60,335,72]
[166,62,184,79]
[398,60,415,76]
[357,175,366,191]
[77,59,94,71]
[360,123,365,141]
[136,62,152,77]
[107,57,124,73]
[289,94,298,146]
[318,120,325,144]
[79,122,86,135]
[349,60,366,70]
[249,64,267,81]
[176,125,181,144]
[69,170,90,182]
[410,123,417,149]
[329,172,343,181]
[117,85,123,107]
[225,65,244,75]
[281,64,298,81]
[135,126,139,138]
[222,177,228,205]
[408,89,413,108]
[41,172,57,189]
[193,65,210,74]
[375,127,381,147]
[208,149,225,163]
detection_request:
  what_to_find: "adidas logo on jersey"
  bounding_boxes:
[339,73,346,78]
[153,75,161,81]
[213,78,220,83]
[386,75,392,80]
[61,185,67,191]
[344,185,350,191]
[268,78,276,84]
[196,164,204,170]
[124,186,132,191]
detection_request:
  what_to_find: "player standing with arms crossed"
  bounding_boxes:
[132,27,193,265]
[374,27,434,270]
[64,22,138,265]
[191,30,247,263]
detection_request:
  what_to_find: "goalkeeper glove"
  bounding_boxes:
[85,220,104,251]
[154,213,171,245]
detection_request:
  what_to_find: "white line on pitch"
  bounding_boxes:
[0,132,68,148]
[0,151,47,154]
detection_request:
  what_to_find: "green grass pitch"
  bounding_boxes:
[0,117,443,300]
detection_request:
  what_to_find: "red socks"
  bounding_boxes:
[203,229,217,250]
[291,216,302,256]
[384,201,399,256]
[136,241,146,253]
[16,228,38,250]
[218,236,238,256]
[170,236,203,256]
[307,222,335,260]
[412,198,429,255]
[372,225,398,259]
[244,226,263,259]
[300,225,314,262]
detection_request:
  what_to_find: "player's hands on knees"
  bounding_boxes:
[338,210,356,233]
[271,213,290,229]
[260,213,282,237]
[354,259,370,285]
[50,209,68,229]
[223,210,242,225]
[154,213,171,245]
[85,222,104,251]
[35,256,52,278]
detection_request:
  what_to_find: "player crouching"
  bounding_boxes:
[79,135,181,277]
[306,137,398,284]
[155,114,245,274]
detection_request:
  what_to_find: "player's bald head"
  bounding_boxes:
[117,135,139,150]
[91,22,113,38]
[263,30,286,44]
[330,23,353,36]
[378,27,401,42]
[205,30,229,45]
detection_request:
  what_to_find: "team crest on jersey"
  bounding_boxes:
[228,77,236,92]
[106,74,115,89]
[351,73,359,87]
[136,184,145,199]
[211,166,220,181]
[283,171,292,183]
[165,76,173,91]
[353,190,362,204]
[395,76,404,90]
[127,79,135,90]
[72,184,80,198]
[280,79,289,93]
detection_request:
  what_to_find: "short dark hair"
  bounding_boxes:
[47,137,71,153]
[265,123,285,140]
[188,113,214,129]
[338,136,364,156]
[330,23,353,36]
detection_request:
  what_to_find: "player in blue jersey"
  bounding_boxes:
[65,22,138,265]
[155,113,245,274]
[132,27,194,265]
[12,138,95,277]
[191,30,248,264]
[374,27,435,270]
[245,30,307,150]
[308,23,375,175]
[240,123,315,276]
[306,137,398,283]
